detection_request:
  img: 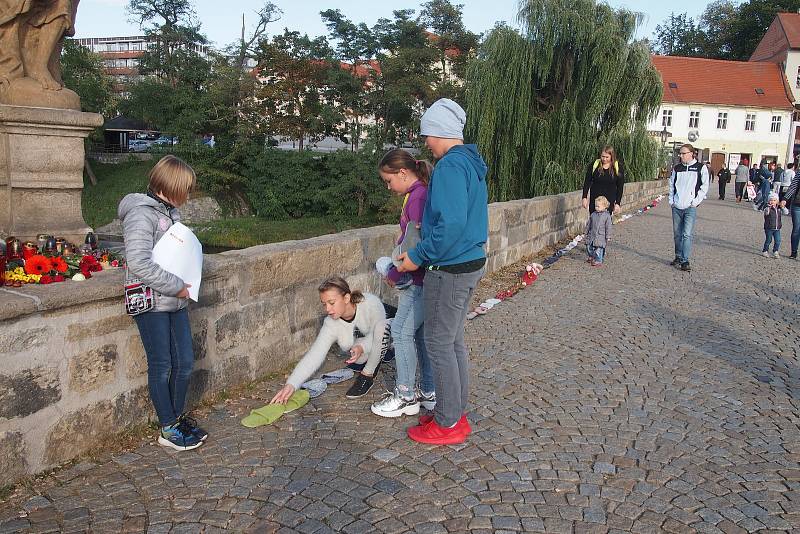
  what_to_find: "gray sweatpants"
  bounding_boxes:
[423,267,484,428]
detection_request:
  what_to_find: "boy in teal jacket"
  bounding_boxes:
[397,98,488,445]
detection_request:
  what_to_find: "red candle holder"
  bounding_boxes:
[23,242,37,260]
[0,257,5,285]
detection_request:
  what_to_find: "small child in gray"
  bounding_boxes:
[585,196,612,267]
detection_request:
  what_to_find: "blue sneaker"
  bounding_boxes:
[159,421,202,451]
[179,414,208,441]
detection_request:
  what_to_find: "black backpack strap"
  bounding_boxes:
[695,164,703,196]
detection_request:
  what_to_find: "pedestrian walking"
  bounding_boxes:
[779,163,795,203]
[717,165,731,200]
[585,196,612,267]
[734,159,749,202]
[669,144,709,272]
[761,192,783,258]
[582,146,624,215]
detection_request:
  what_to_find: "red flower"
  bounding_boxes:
[50,256,68,273]
[39,275,53,284]
[80,255,102,273]
[24,255,52,275]
[53,275,65,282]
[80,265,93,279]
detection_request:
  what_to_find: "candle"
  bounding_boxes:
[5,237,21,260]
[23,241,37,260]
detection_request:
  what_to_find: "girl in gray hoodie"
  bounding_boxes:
[118,155,207,451]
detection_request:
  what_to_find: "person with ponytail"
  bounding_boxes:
[270,276,388,403]
[371,149,437,418]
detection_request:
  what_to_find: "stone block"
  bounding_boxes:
[69,344,117,394]
[360,226,397,266]
[291,286,326,334]
[248,237,364,295]
[67,313,132,342]
[488,207,504,233]
[192,325,208,361]
[185,368,211,408]
[0,432,29,486]
[0,326,49,355]
[215,297,291,351]
[211,355,251,392]
[125,335,147,379]
[44,388,151,466]
[0,367,61,419]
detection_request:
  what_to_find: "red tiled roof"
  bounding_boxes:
[750,13,800,61]
[778,13,800,49]
[652,55,794,110]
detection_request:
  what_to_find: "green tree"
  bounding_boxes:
[467,0,662,201]
[255,30,338,150]
[61,39,117,116]
[419,0,479,89]
[729,0,800,60]
[695,1,737,59]
[652,12,702,56]
[371,9,439,144]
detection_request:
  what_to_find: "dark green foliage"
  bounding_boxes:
[466,0,662,202]
[652,0,800,60]
[61,39,117,116]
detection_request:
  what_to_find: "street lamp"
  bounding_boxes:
[660,126,669,146]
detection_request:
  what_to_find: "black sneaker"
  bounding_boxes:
[159,422,202,451]
[346,374,374,398]
[680,261,691,272]
[670,257,681,267]
[179,414,208,441]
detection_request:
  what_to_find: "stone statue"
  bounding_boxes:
[0,0,81,109]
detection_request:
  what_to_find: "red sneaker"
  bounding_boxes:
[407,419,466,445]
[416,414,471,436]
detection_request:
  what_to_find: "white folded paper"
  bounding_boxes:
[151,222,203,301]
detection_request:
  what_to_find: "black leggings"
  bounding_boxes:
[735,182,746,199]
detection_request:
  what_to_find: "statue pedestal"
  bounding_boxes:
[0,104,103,244]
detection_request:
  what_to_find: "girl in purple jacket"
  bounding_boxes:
[371,149,436,418]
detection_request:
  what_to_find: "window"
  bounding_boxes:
[689,111,700,128]
[796,66,800,89]
[717,112,728,129]
[745,113,756,131]
[771,116,782,133]
[661,109,672,127]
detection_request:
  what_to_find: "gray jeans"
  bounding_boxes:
[423,266,484,427]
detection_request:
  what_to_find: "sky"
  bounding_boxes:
[74,0,714,48]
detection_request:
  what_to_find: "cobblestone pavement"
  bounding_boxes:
[2,187,799,533]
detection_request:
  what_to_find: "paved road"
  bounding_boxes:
[1,186,799,533]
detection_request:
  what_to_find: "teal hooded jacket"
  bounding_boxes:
[408,144,488,267]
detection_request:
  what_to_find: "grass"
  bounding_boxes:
[82,159,151,228]
[194,215,382,250]
[82,160,384,249]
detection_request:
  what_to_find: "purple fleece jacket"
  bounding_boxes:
[387,180,427,286]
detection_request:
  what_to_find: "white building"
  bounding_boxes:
[649,55,795,173]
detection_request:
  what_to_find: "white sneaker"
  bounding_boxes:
[371,391,419,418]
[762,251,770,257]
[773,252,780,259]
[417,390,436,411]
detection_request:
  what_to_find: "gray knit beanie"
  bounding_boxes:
[420,98,466,139]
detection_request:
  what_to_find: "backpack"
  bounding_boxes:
[592,159,619,175]
[672,162,704,198]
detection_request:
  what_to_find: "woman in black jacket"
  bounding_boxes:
[582,145,625,215]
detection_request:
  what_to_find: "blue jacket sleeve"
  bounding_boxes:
[408,160,469,266]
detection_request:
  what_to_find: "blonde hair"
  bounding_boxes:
[318,276,364,304]
[594,196,610,210]
[148,155,196,205]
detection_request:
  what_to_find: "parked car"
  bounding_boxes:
[152,135,178,146]
[128,140,151,152]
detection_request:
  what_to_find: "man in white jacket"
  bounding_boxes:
[669,143,709,272]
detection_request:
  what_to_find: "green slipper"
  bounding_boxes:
[283,389,310,414]
[241,404,286,428]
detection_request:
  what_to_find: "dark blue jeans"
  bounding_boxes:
[134,308,194,427]
[791,205,800,257]
[763,229,781,253]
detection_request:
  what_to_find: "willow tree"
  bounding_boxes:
[466,0,663,201]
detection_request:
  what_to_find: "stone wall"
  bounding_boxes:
[0,179,666,485]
